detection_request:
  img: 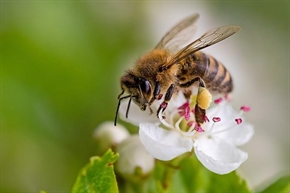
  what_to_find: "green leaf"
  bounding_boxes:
[260,176,290,193]
[177,155,251,193]
[72,149,119,193]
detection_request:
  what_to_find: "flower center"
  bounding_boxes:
[158,96,251,139]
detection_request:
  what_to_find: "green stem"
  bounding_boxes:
[162,164,177,191]
[131,180,145,193]
[160,154,189,191]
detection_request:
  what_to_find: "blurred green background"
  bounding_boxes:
[1,1,289,192]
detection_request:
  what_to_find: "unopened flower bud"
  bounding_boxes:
[94,121,130,153]
[116,135,155,177]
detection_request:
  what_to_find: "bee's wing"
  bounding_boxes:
[166,25,241,67]
[155,13,199,52]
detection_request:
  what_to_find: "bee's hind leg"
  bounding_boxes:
[180,77,208,125]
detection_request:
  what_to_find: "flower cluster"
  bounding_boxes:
[94,122,155,176]
[119,88,254,175]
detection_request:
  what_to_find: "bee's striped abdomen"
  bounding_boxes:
[177,51,233,94]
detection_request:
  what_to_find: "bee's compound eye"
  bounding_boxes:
[140,80,151,94]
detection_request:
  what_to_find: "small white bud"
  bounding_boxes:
[116,135,155,176]
[94,121,130,152]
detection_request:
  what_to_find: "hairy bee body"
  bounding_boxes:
[177,51,233,94]
[120,49,178,101]
[115,14,240,126]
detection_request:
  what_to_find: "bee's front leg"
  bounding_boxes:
[157,84,175,117]
[149,82,161,106]
[148,82,164,115]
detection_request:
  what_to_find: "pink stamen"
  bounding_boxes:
[240,106,251,112]
[212,117,221,122]
[184,106,190,120]
[214,98,223,104]
[187,121,194,127]
[195,125,204,133]
[160,102,167,109]
[235,118,242,125]
[191,107,195,113]
[179,111,185,116]
[178,102,189,110]
[203,116,209,122]
[178,102,190,120]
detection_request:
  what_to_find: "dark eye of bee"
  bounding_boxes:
[140,80,151,94]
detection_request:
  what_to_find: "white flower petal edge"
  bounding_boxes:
[194,136,248,174]
[206,102,254,146]
[139,123,193,161]
[214,122,254,146]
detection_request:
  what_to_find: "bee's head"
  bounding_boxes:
[114,72,153,126]
[121,72,153,111]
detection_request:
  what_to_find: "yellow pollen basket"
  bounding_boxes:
[197,87,212,109]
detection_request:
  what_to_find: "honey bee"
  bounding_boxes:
[114,13,240,126]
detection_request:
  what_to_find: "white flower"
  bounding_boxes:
[116,135,155,176]
[94,121,130,152]
[119,89,254,175]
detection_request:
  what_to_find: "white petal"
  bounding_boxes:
[119,99,159,126]
[205,102,254,146]
[116,135,155,175]
[206,102,239,130]
[194,137,248,174]
[139,123,193,161]
[214,122,254,146]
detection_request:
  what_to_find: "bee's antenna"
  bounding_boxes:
[126,96,132,119]
[114,95,131,126]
